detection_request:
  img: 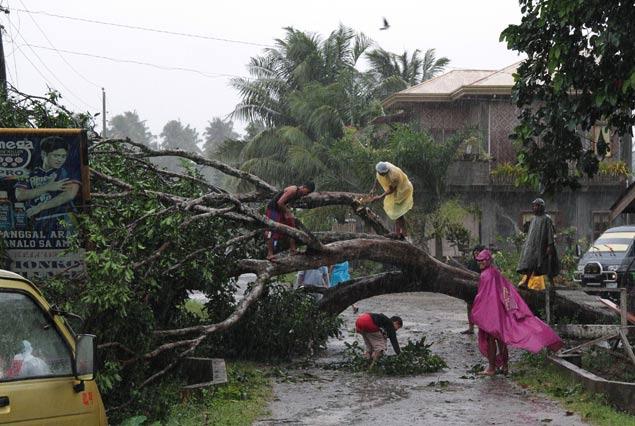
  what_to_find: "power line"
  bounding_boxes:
[8,20,98,110]
[16,0,100,88]
[10,42,83,112]
[5,2,19,86]
[13,8,273,48]
[8,41,246,80]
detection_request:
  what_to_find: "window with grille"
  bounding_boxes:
[592,211,611,241]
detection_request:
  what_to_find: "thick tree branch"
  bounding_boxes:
[294,191,390,235]
[93,137,278,193]
[127,155,225,194]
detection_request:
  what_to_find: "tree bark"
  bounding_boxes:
[236,237,614,324]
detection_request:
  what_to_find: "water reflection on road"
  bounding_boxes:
[256,292,585,426]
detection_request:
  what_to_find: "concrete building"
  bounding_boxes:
[383,63,632,255]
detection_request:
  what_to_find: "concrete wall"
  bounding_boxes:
[447,183,626,248]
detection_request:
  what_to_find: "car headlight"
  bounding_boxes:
[606,265,619,271]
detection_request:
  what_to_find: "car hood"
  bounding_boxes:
[578,252,625,269]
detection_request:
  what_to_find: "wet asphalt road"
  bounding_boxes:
[254,292,586,426]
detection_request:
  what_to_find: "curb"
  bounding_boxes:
[547,355,635,415]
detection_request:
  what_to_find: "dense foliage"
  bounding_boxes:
[501,0,635,192]
[0,88,346,422]
[210,283,343,361]
[43,144,244,414]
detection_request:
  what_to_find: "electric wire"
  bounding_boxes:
[12,8,273,48]
[17,0,100,88]
[5,1,19,86]
[8,20,98,110]
[11,41,246,80]
[10,41,84,112]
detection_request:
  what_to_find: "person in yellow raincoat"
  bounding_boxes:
[369,162,414,238]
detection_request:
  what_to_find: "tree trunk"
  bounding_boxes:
[237,238,615,324]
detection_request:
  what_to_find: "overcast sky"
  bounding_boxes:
[2,0,522,138]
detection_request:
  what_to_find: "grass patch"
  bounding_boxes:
[183,299,208,320]
[581,347,635,382]
[512,353,635,426]
[163,362,271,426]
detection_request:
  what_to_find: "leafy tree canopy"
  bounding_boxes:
[203,117,239,158]
[501,0,635,192]
[160,119,202,153]
[108,110,156,148]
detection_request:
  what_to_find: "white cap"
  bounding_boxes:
[375,162,390,174]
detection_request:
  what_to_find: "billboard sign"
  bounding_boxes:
[0,129,90,278]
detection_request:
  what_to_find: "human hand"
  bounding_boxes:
[26,205,43,218]
[45,178,70,192]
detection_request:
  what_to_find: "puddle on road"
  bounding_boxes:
[256,292,585,426]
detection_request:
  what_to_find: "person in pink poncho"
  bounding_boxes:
[471,249,563,376]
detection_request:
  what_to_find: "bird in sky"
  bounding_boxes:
[380,17,390,30]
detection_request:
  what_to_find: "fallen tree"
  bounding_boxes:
[85,138,615,396]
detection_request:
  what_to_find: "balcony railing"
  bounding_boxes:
[445,160,627,188]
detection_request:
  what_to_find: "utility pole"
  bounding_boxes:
[102,88,107,137]
[0,6,10,99]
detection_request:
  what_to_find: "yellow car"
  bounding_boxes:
[0,270,107,424]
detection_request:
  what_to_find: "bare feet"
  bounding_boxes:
[266,254,276,262]
[478,368,496,376]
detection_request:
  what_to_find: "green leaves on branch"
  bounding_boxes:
[501,0,635,192]
[332,337,447,375]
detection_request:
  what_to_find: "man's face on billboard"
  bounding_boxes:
[43,148,68,170]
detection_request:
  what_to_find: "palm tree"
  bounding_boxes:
[420,48,450,81]
[366,48,450,98]
[230,25,373,129]
[230,26,377,189]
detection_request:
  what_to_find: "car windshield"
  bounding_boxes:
[589,232,635,253]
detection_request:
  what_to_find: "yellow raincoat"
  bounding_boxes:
[376,163,414,220]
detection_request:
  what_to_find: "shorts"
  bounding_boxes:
[360,331,387,354]
[265,206,295,240]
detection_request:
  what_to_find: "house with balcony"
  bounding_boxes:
[382,63,633,255]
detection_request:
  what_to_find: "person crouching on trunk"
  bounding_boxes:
[355,312,403,367]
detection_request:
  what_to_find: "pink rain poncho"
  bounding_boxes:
[471,254,563,365]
